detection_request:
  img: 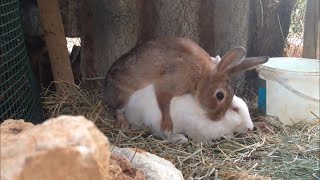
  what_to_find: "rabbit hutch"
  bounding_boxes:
[0,0,319,179]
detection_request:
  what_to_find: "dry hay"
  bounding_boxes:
[42,82,320,180]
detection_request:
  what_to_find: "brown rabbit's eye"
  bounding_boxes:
[216,91,224,101]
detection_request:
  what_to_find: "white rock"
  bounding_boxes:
[111,146,184,180]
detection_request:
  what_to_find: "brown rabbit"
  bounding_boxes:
[102,37,268,135]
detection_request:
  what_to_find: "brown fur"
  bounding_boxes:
[102,37,268,133]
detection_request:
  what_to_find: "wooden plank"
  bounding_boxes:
[37,0,75,91]
[303,0,320,60]
[317,14,320,59]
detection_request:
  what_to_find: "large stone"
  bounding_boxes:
[0,119,34,135]
[0,115,110,180]
[111,146,184,180]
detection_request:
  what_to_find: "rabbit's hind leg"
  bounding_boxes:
[115,110,129,129]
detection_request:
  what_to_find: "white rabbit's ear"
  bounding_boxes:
[215,55,221,62]
[210,55,221,65]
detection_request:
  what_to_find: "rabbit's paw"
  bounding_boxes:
[115,111,129,129]
[169,134,189,144]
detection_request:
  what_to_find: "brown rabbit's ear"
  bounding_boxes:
[217,46,246,73]
[228,56,269,75]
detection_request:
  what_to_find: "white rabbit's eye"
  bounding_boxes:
[232,107,239,113]
[216,91,224,101]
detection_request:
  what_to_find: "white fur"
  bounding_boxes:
[211,55,221,64]
[123,84,254,144]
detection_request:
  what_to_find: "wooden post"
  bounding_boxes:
[303,0,320,60]
[37,0,75,91]
[317,20,320,59]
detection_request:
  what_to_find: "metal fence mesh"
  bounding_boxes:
[0,0,44,123]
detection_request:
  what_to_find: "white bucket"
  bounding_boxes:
[257,57,320,125]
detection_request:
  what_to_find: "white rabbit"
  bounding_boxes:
[123,83,254,144]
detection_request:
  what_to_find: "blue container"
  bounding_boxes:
[258,87,266,115]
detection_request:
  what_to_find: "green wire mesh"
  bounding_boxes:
[0,0,44,123]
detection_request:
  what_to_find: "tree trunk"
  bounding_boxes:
[303,0,320,60]
[198,0,215,55]
[136,0,160,44]
[210,0,250,55]
[59,0,80,37]
[155,0,200,42]
[80,0,138,89]
[247,0,297,57]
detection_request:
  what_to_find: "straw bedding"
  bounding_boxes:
[42,82,320,180]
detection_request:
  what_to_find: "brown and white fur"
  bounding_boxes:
[123,83,254,144]
[102,37,267,136]
[118,57,253,144]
